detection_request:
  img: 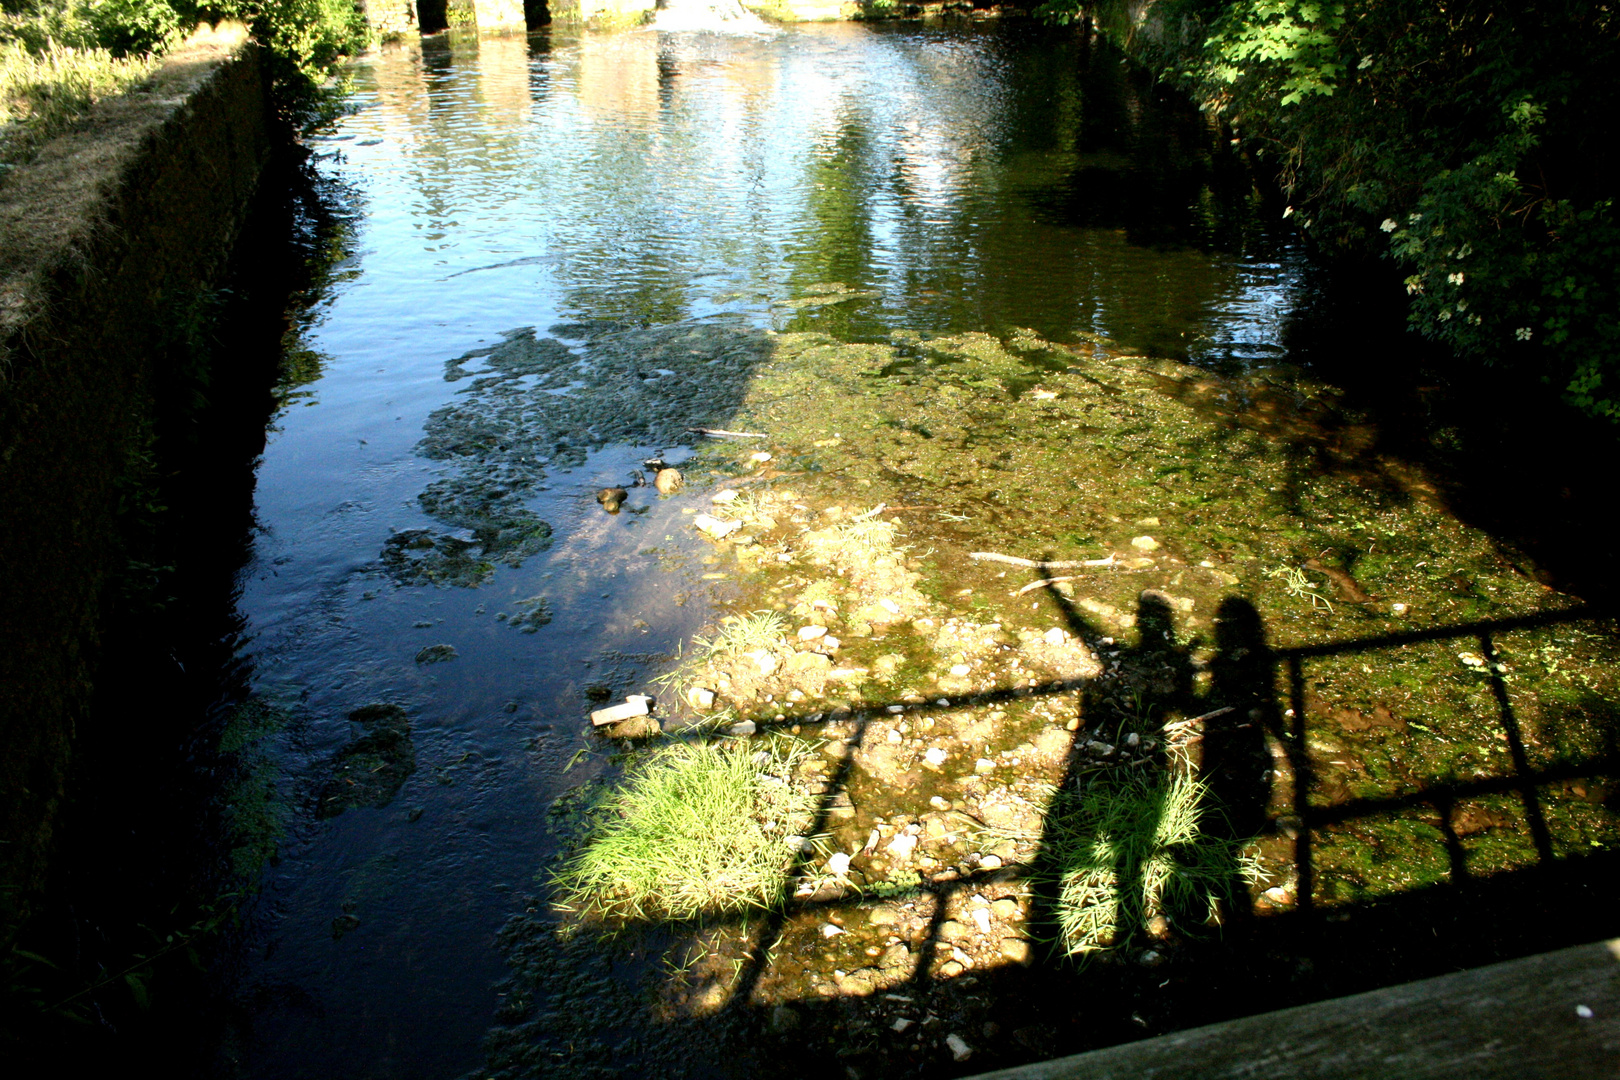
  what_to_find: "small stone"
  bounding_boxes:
[978,854,1003,870]
[887,833,918,860]
[751,451,773,463]
[1139,948,1165,967]
[924,748,948,768]
[868,906,899,926]
[770,1004,800,1033]
[1147,914,1171,938]
[603,715,661,739]
[938,919,971,943]
[828,852,852,875]
[415,644,458,664]
[946,1033,973,1061]
[1137,517,1161,526]
[694,514,741,538]
[999,938,1033,965]
[820,922,845,937]
[949,663,971,676]
[1043,627,1066,645]
[1576,1004,1595,1019]
[929,795,951,810]
[887,728,903,744]
[799,625,828,641]
[939,960,964,978]
[655,468,683,494]
[711,489,741,504]
[727,719,757,736]
[821,635,842,651]
[785,835,814,853]
[991,898,1019,919]
[879,597,901,614]
[1391,602,1409,614]
[1064,717,1081,731]
[687,686,717,709]
[596,487,629,512]
[1131,535,1160,551]
[891,1016,914,1033]
[887,704,905,714]
[749,650,779,675]
[975,758,996,774]
[971,908,993,934]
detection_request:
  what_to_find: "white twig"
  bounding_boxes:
[971,552,1118,570]
[687,427,768,439]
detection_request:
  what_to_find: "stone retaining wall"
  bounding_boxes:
[0,25,272,928]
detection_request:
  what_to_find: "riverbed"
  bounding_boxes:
[219,19,1620,1078]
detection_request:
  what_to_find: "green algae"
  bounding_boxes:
[316,704,417,819]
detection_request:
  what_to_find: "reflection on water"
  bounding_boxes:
[230,20,1303,1077]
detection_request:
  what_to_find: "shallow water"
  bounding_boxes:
[223,19,1618,1079]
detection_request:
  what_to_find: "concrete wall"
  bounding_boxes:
[0,26,272,929]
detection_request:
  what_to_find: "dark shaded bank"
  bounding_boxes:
[0,138,361,1066]
[0,30,344,1065]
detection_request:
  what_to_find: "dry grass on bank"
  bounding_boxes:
[0,34,158,169]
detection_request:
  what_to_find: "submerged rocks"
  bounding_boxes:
[415,643,459,664]
[694,514,741,539]
[596,487,629,512]
[655,467,683,494]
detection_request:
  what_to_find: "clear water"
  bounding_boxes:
[234,19,1314,1076]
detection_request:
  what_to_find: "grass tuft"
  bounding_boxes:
[552,739,819,922]
[1032,770,1258,959]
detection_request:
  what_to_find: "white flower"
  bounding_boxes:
[1437,308,1453,322]
[1447,272,1465,285]
[1458,244,1473,257]
[1456,299,1468,312]
[1515,327,1533,341]
[1358,55,1374,70]
[1380,218,1398,232]
[1408,212,1423,224]
[1283,206,1295,219]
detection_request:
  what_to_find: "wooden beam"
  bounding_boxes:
[966,939,1620,1080]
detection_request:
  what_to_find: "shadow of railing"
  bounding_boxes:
[491,598,1616,1075]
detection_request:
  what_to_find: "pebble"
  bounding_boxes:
[887,728,904,744]
[1139,948,1165,967]
[711,489,740,504]
[1131,535,1160,551]
[999,938,1033,964]
[770,1005,800,1033]
[655,468,683,494]
[751,451,773,463]
[975,758,996,773]
[820,922,845,937]
[749,649,779,675]
[978,854,1003,870]
[1391,602,1409,614]
[991,898,1020,919]
[971,908,993,934]
[891,1017,915,1033]
[727,719,757,736]
[827,852,852,875]
[946,1034,973,1062]
[686,686,716,709]
[1043,627,1066,645]
[887,833,918,860]
[939,960,964,977]
[924,748,948,767]
[798,624,828,641]
[822,635,841,651]
[694,514,741,538]
[596,487,629,512]
[949,663,971,676]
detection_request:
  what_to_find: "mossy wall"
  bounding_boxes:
[0,30,271,929]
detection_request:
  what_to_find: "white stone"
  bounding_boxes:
[971,908,992,935]
[887,728,904,744]
[949,663,971,676]
[975,758,996,773]
[821,635,841,651]
[924,748,948,767]
[828,852,851,875]
[727,720,757,736]
[886,833,918,860]
[751,451,773,463]
[798,625,828,641]
[749,650,779,675]
[1131,535,1160,551]
[694,514,741,538]
[820,922,844,937]
[979,854,1003,870]
[686,686,716,709]
[711,489,741,504]
[1044,627,1066,645]
[946,1034,973,1061]
[891,1017,914,1033]
[879,597,901,614]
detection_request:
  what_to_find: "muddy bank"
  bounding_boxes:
[0,25,271,928]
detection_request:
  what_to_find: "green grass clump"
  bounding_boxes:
[1034,770,1258,959]
[553,740,818,922]
[692,609,786,659]
[1,35,156,163]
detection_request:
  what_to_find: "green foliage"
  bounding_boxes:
[552,740,819,922]
[1031,769,1257,959]
[1046,1,1620,421]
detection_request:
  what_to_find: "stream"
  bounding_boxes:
[210,18,1620,1079]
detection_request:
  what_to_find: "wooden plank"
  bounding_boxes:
[966,939,1620,1080]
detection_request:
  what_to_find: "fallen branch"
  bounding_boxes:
[687,427,768,439]
[972,551,1119,570]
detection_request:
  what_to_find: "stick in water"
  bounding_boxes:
[971,552,1118,569]
[687,427,769,439]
